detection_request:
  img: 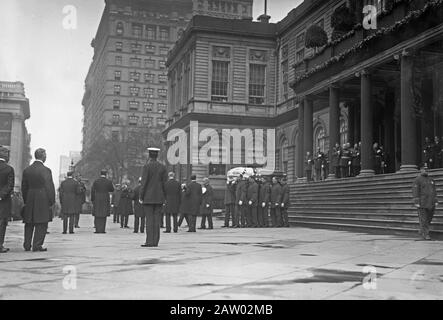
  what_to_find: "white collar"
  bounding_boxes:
[35,159,44,164]
[0,158,5,162]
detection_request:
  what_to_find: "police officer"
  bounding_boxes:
[200,178,214,230]
[373,142,383,175]
[352,143,361,177]
[305,152,314,182]
[340,143,352,178]
[132,178,145,234]
[223,178,237,228]
[246,176,259,228]
[280,177,290,228]
[139,147,167,247]
[412,164,438,240]
[332,142,342,179]
[164,172,181,233]
[0,146,14,253]
[118,183,133,229]
[236,174,248,228]
[258,176,270,227]
[270,177,282,227]
[314,148,325,182]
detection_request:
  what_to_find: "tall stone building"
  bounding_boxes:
[81,0,254,182]
[0,81,31,191]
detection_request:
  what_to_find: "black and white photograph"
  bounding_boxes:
[0,0,443,304]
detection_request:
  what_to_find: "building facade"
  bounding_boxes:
[164,0,443,205]
[0,81,32,191]
[59,151,81,187]
[81,0,255,183]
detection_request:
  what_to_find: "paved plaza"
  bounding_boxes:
[0,215,442,300]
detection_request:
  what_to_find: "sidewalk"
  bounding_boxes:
[0,216,442,300]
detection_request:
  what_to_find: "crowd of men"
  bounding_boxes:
[423,136,443,169]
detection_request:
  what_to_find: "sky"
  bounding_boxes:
[0,0,302,185]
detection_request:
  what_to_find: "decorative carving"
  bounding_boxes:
[249,49,267,62]
[212,46,230,59]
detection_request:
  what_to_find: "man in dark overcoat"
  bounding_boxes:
[59,171,79,234]
[412,165,439,240]
[132,178,145,233]
[270,177,282,228]
[223,179,236,228]
[246,176,259,228]
[21,148,55,252]
[258,176,270,227]
[180,175,202,233]
[280,177,290,228]
[164,172,181,233]
[139,148,167,247]
[0,146,14,253]
[332,142,342,179]
[118,183,133,229]
[235,175,248,228]
[112,185,121,223]
[91,170,114,234]
[74,175,86,228]
[200,178,214,230]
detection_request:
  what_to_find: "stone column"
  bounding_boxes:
[359,70,375,176]
[10,114,25,190]
[328,86,340,179]
[348,104,355,147]
[296,102,305,180]
[400,51,418,172]
[303,97,314,179]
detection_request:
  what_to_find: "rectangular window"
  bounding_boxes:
[159,46,169,55]
[115,56,122,65]
[159,27,170,41]
[114,85,121,95]
[282,61,289,100]
[113,100,120,109]
[146,25,156,40]
[143,117,153,126]
[116,42,123,52]
[296,48,305,62]
[144,102,154,111]
[144,73,155,83]
[157,103,167,113]
[158,74,167,83]
[129,101,140,111]
[130,58,141,67]
[132,24,142,37]
[128,115,139,126]
[209,164,226,176]
[145,59,155,68]
[145,45,156,53]
[211,60,229,102]
[144,88,154,98]
[158,88,167,98]
[112,114,120,125]
[131,43,142,53]
[130,72,140,82]
[114,71,121,81]
[159,61,166,69]
[296,33,305,50]
[249,64,266,105]
[130,87,140,96]
[157,118,166,126]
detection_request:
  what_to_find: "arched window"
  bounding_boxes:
[314,126,326,153]
[280,138,289,174]
[340,118,348,147]
[116,22,124,36]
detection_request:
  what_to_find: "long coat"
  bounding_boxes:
[412,173,438,209]
[235,180,248,205]
[21,161,56,224]
[140,159,167,205]
[280,183,290,207]
[258,182,271,207]
[180,181,202,216]
[0,160,15,219]
[59,178,79,215]
[75,180,86,213]
[224,181,236,205]
[164,179,181,214]
[201,184,214,216]
[270,183,282,209]
[118,188,134,216]
[91,177,114,218]
[132,185,144,218]
[246,181,259,207]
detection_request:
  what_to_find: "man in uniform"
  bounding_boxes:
[340,143,352,178]
[305,152,314,182]
[0,146,14,253]
[352,142,361,177]
[118,183,133,229]
[270,177,282,227]
[235,174,248,228]
[139,147,167,247]
[223,178,236,228]
[91,170,114,234]
[164,172,181,233]
[246,176,259,228]
[112,184,121,224]
[21,148,56,252]
[332,142,342,179]
[59,171,79,234]
[180,175,202,232]
[423,137,435,170]
[74,174,86,228]
[132,178,145,233]
[280,177,290,228]
[412,165,438,240]
[200,178,214,230]
[258,176,270,227]
[314,148,325,182]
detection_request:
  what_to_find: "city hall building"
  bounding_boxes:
[164,0,443,234]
